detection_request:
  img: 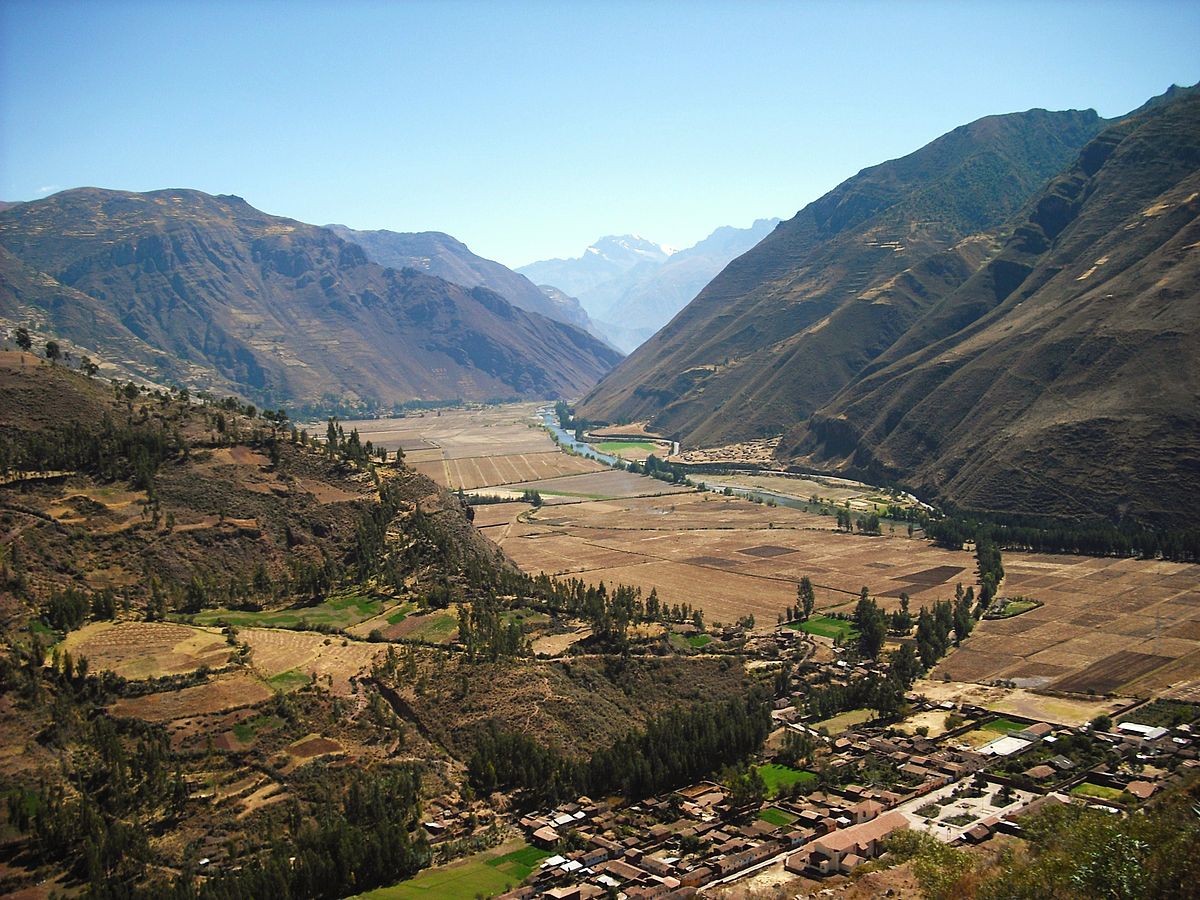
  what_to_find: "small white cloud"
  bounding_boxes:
[36,185,62,196]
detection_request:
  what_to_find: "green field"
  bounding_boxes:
[1071,782,1128,803]
[815,707,875,734]
[687,634,712,648]
[757,763,817,796]
[192,591,385,630]
[356,842,548,899]
[982,717,1028,734]
[403,612,458,643]
[785,616,858,641]
[232,713,284,743]
[757,806,798,826]
[267,669,310,692]
[594,441,659,454]
[987,597,1041,619]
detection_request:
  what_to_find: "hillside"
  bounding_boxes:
[579,108,1106,440]
[0,189,621,413]
[324,224,598,334]
[784,86,1200,527]
[0,356,755,897]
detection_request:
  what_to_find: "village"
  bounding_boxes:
[417,625,1199,899]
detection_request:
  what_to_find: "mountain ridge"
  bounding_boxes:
[0,188,622,412]
[578,106,1107,439]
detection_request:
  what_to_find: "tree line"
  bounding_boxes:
[467,694,771,808]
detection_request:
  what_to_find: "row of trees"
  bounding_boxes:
[467,694,772,808]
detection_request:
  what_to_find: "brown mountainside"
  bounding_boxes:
[785,87,1200,527]
[0,189,621,412]
[579,108,1105,445]
[324,224,598,334]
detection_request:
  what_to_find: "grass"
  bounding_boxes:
[192,591,385,630]
[942,813,977,827]
[403,612,458,643]
[986,597,1042,619]
[1071,782,1128,803]
[594,441,659,454]
[232,714,284,744]
[757,763,816,797]
[356,842,547,899]
[387,606,411,625]
[917,803,942,818]
[28,619,58,638]
[687,634,712,648]
[982,717,1028,734]
[757,806,798,827]
[267,669,311,692]
[785,616,858,641]
[815,707,875,734]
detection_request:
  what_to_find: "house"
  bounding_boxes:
[848,798,885,824]
[532,826,561,848]
[1117,722,1169,741]
[1023,764,1056,780]
[804,811,909,876]
[1126,781,1156,800]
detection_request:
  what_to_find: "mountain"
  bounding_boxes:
[579,107,1107,440]
[520,224,779,352]
[783,86,1200,527]
[519,235,674,306]
[591,219,781,352]
[324,225,595,333]
[0,189,622,411]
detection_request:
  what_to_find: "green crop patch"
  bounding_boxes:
[757,763,816,796]
[786,616,858,641]
[192,590,386,630]
[757,806,798,826]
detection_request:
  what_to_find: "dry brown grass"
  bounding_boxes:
[60,621,232,678]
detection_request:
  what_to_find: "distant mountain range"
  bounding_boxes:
[324,225,598,336]
[519,221,779,352]
[0,189,622,412]
[582,86,1200,526]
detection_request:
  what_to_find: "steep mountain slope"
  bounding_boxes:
[784,87,1200,527]
[579,108,1106,441]
[589,219,781,352]
[0,189,621,411]
[324,225,595,333]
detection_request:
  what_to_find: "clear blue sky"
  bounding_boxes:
[1,1,1197,268]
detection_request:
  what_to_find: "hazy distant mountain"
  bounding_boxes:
[580,107,1106,441]
[785,85,1200,527]
[325,225,595,333]
[520,222,778,352]
[519,235,674,304]
[0,189,622,411]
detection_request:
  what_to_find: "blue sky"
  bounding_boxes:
[1,1,1197,267]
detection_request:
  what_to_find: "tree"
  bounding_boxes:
[853,592,887,659]
[798,577,815,621]
[44,340,61,363]
[14,327,33,351]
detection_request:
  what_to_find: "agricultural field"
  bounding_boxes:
[702,471,920,514]
[191,591,390,630]
[914,680,1125,728]
[238,627,385,694]
[496,489,980,626]
[592,440,668,462]
[356,841,547,900]
[932,553,1200,698]
[757,763,816,796]
[786,615,858,641]
[58,621,233,678]
[109,672,273,722]
[335,405,608,490]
